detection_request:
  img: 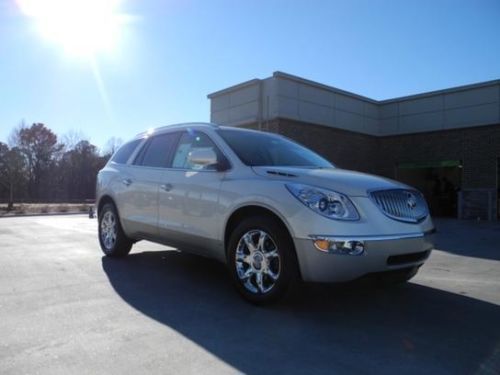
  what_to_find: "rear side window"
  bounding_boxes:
[111,139,141,164]
[136,132,179,168]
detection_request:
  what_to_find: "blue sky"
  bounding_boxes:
[1,0,499,151]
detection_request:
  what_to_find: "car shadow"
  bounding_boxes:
[102,250,500,375]
[433,218,500,261]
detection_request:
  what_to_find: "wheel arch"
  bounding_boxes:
[97,194,136,242]
[224,204,301,276]
[97,194,116,217]
[224,205,293,246]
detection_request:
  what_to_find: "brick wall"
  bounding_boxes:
[240,119,500,218]
[242,119,379,174]
[379,124,500,190]
[246,119,500,190]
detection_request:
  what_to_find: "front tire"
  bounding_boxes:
[227,216,299,305]
[98,203,132,257]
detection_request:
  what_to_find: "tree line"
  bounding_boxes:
[0,122,122,209]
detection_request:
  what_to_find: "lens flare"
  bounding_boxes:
[17,0,124,57]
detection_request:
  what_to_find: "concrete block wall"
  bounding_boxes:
[273,73,380,135]
[209,72,382,135]
[209,72,500,137]
[210,79,262,126]
[379,83,500,135]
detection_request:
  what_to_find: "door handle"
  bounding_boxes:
[160,183,173,192]
[122,178,132,187]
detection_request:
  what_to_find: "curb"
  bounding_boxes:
[0,212,91,219]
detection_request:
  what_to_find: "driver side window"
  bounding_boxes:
[172,131,219,170]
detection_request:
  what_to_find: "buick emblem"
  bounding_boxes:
[406,193,417,210]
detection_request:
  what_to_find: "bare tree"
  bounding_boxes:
[62,129,88,151]
[103,136,123,157]
[8,120,27,147]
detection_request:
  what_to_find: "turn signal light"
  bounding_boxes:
[314,239,330,251]
[312,238,365,256]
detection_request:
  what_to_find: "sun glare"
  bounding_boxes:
[17,0,123,57]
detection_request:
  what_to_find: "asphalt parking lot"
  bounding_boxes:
[0,215,499,374]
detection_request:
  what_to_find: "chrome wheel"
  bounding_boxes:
[100,211,117,250]
[235,230,281,294]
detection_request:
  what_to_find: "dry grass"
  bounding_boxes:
[0,203,93,216]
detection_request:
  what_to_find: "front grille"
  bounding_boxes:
[370,189,428,223]
[387,250,431,266]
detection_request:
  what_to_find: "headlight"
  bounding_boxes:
[286,183,360,221]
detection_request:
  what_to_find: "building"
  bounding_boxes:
[208,72,500,220]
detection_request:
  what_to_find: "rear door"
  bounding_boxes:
[119,131,180,238]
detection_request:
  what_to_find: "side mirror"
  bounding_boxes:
[187,148,218,168]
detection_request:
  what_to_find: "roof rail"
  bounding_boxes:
[135,122,219,137]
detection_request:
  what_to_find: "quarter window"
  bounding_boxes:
[111,139,142,164]
[137,133,179,168]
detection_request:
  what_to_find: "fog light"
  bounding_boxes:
[312,237,365,256]
[344,240,365,256]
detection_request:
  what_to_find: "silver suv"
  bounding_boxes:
[97,123,435,304]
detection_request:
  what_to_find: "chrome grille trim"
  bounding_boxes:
[369,189,429,223]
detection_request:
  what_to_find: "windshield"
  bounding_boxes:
[218,129,334,168]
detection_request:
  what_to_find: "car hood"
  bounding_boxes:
[251,166,410,197]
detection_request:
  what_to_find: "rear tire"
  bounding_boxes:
[98,203,132,257]
[227,215,299,305]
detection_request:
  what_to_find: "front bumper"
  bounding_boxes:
[294,230,435,283]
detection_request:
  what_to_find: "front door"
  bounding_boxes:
[158,130,225,254]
